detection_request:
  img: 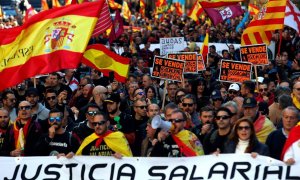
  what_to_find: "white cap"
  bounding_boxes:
[228,83,240,91]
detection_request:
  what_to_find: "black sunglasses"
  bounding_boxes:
[87,111,99,116]
[228,90,238,95]
[170,119,185,123]
[46,96,56,101]
[92,121,106,126]
[182,103,193,107]
[135,105,147,109]
[237,126,251,131]
[215,115,230,120]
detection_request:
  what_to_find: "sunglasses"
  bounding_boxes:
[79,84,85,87]
[228,90,238,95]
[135,105,147,109]
[215,115,230,120]
[87,111,99,116]
[19,106,31,110]
[49,117,61,123]
[46,96,56,101]
[237,126,251,131]
[182,103,193,107]
[259,88,268,92]
[135,92,145,96]
[0,116,8,119]
[213,98,223,101]
[294,88,300,91]
[92,121,106,126]
[169,119,185,123]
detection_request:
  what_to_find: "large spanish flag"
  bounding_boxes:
[82,44,130,83]
[200,33,209,65]
[0,1,105,91]
[241,0,287,45]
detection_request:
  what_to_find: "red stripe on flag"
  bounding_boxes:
[242,34,252,45]
[266,6,287,13]
[265,31,273,41]
[249,18,284,27]
[92,2,112,37]
[254,32,263,44]
[0,51,81,91]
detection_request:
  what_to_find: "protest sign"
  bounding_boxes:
[219,60,252,84]
[0,155,299,179]
[160,37,185,56]
[240,44,268,65]
[168,52,197,73]
[152,56,185,81]
[197,54,206,71]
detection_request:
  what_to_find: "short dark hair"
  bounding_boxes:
[49,108,63,117]
[164,102,178,113]
[2,90,14,100]
[200,106,215,116]
[172,109,188,121]
[216,107,233,117]
[242,81,255,94]
[85,103,100,112]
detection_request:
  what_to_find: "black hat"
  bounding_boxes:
[243,97,257,108]
[211,90,222,100]
[104,93,120,103]
[25,87,39,97]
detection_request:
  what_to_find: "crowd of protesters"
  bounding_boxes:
[0,1,300,166]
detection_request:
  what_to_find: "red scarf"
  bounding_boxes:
[281,123,300,160]
[13,118,32,148]
[95,130,113,148]
[171,134,197,157]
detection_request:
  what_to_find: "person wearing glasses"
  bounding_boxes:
[203,107,233,155]
[256,82,274,106]
[181,94,200,128]
[2,101,43,156]
[35,108,79,157]
[223,118,269,157]
[242,97,275,144]
[1,90,17,122]
[72,103,101,143]
[227,83,240,100]
[150,109,204,157]
[76,112,132,157]
[0,109,11,155]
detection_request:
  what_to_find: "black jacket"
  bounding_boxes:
[224,138,269,156]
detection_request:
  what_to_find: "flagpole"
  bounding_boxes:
[277,30,283,56]
[161,80,168,111]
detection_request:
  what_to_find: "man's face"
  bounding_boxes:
[258,84,268,96]
[0,110,10,129]
[49,75,59,87]
[164,108,176,121]
[82,85,91,97]
[134,100,147,117]
[46,92,57,108]
[147,104,160,118]
[170,112,186,134]
[106,102,118,114]
[282,109,298,132]
[215,111,231,130]
[18,101,32,120]
[26,94,39,107]
[86,107,100,125]
[142,76,152,88]
[200,111,214,124]
[79,78,88,90]
[129,83,139,96]
[48,112,62,129]
[182,98,195,114]
[93,115,108,135]
[240,84,248,97]
[243,106,258,120]
[167,84,177,98]
[146,123,156,138]
[3,93,16,108]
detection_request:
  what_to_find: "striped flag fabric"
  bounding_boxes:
[82,44,130,83]
[0,1,105,91]
[241,0,287,45]
[248,3,259,16]
[140,0,146,18]
[122,0,131,22]
[284,0,300,33]
[91,2,112,38]
[108,0,122,10]
[188,0,204,24]
[200,33,209,64]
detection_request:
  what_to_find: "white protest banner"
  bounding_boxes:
[160,37,185,56]
[0,154,299,180]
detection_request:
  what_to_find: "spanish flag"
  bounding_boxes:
[248,3,259,16]
[108,0,122,10]
[0,1,105,91]
[241,0,287,45]
[188,0,204,24]
[122,0,131,22]
[82,44,130,83]
[200,33,209,65]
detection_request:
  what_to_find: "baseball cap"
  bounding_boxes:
[25,87,39,97]
[211,90,222,100]
[228,83,240,91]
[104,93,120,103]
[243,97,257,108]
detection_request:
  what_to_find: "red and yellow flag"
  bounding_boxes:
[0,6,3,18]
[82,44,130,83]
[108,0,122,10]
[140,0,146,18]
[188,0,204,24]
[41,0,73,10]
[200,33,209,64]
[199,0,243,8]
[0,1,105,91]
[241,0,287,45]
[122,0,131,22]
[248,3,259,16]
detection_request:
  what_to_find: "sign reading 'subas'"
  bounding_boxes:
[219,60,252,84]
[0,1,106,91]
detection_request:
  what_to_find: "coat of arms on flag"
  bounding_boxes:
[219,7,233,20]
[44,19,75,52]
